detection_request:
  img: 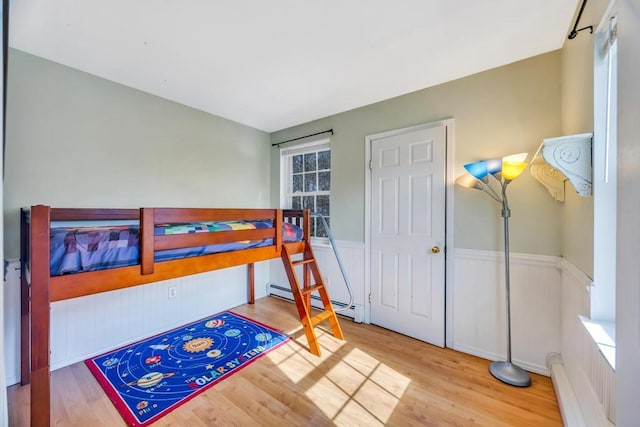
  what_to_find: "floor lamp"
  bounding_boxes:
[455,153,532,387]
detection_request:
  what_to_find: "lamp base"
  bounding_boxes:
[489,361,532,387]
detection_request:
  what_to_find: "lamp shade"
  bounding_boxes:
[502,153,528,180]
[486,158,502,175]
[503,152,528,163]
[455,174,482,190]
[464,160,488,179]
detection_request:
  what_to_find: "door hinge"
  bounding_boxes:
[368,293,372,303]
[369,160,373,170]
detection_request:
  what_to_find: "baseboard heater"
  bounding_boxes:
[267,283,355,318]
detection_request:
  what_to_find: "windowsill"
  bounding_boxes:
[579,315,616,370]
[310,237,331,247]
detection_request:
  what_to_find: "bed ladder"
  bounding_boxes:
[281,243,344,356]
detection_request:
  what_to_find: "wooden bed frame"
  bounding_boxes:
[19,205,344,427]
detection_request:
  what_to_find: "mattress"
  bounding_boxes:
[50,220,303,276]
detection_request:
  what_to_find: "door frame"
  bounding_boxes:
[364,119,455,347]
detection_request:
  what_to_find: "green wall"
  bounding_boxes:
[559,0,610,278]
[6,48,569,259]
[4,49,271,259]
[271,52,564,255]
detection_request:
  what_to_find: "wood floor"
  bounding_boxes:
[8,296,562,426]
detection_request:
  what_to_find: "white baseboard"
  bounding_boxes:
[548,353,587,427]
[452,343,549,376]
[267,283,356,319]
[268,239,364,322]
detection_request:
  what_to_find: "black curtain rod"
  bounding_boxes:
[568,0,593,39]
[272,129,333,147]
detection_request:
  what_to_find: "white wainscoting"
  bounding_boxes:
[268,240,365,321]
[270,245,562,374]
[558,259,614,427]
[452,249,561,375]
[7,246,613,419]
[3,260,269,385]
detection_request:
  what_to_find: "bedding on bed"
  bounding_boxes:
[50,220,303,276]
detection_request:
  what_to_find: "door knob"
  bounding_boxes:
[431,246,441,254]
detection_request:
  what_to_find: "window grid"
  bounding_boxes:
[285,148,330,238]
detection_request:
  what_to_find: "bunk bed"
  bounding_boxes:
[20,205,344,427]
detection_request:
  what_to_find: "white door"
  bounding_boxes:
[369,123,446,347]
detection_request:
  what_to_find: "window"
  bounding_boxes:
[281,140,330,238]
[592,11,617,323]
[587,5,617,369]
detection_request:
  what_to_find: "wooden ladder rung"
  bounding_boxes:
[292,258,315,267]
[300,283,325,296]
[310,310,333,327]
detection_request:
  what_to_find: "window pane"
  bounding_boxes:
[292,155,303,173]
[316,216,329,238]
[318,150,331,170]
[310,218,316,237]
[318,171,330,191]
[304,173,317,192]
[317,195,330,216]
[311,218,326,237]
[304,153,317,172]
[292,174,303,193]
[291,196,301,210]
[303,195,315,211]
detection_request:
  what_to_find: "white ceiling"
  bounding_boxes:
[9,1,579,133]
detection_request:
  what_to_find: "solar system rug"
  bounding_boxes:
[85,311,289,426]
